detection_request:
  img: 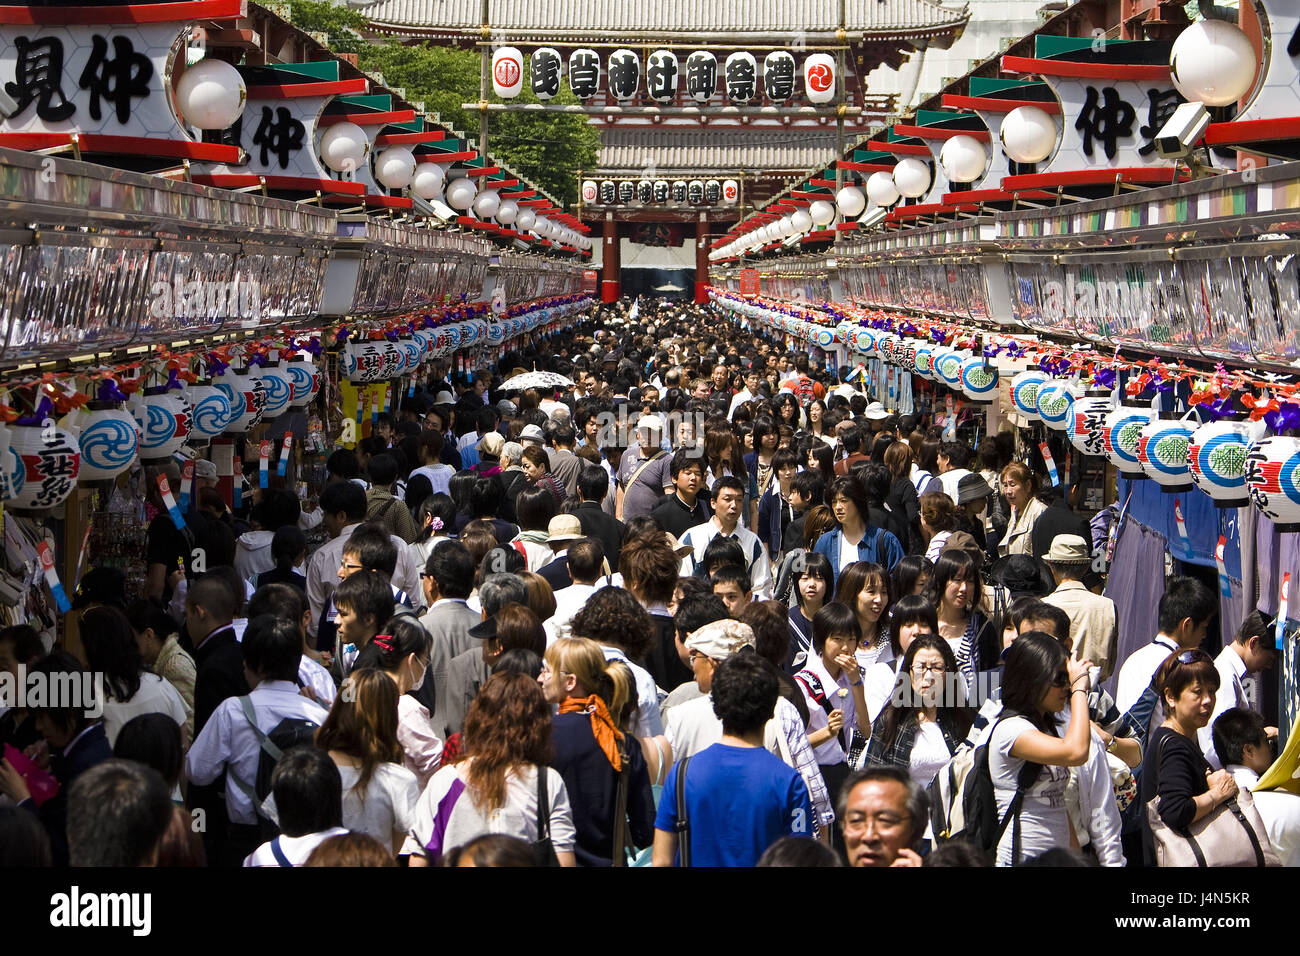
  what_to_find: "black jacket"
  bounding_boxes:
[573,501,626,572]
[538,554,572,592]
[193,626,249,737]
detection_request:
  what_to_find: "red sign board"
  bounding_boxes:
[582,270,599,293]
[739,269,760,296]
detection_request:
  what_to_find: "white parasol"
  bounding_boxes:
[500,370,575,391]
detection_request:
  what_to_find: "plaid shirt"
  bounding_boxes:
[773,696,835,830]
[862,711,963,774]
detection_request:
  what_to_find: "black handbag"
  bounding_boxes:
[533,765,561,867]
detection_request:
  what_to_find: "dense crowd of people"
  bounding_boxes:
[0,297,1295,869]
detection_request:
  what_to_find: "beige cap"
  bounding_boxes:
[685,619,756,661]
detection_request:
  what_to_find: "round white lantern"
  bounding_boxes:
[411,163,445,200]
[496,199,518,224]
[722,180,739,204]
[516,209,536,231]
[473,189,501,218]
[445,177,477,211]
[939,134,988,183]
[803,53,836,105]
[319,122,369,174]
[1010,370,1048,422]
[6,423,79,512]
[1189,417,1259,508]
[790,209,813,233]
[1138,413,1196,491]
[1000,106,1058,165]
[286,358,321,409]
[893,158,931,198]
[185,382,236,444]
[254,363,293,419]
[133,388,191,461]
[215,367,263,432]
[1035,379,1081,431]
[960,355,999,403]
[1247,435,1300,531]
[1104,402,1156,479]
[1170,19,1258,107]
[176,58,246,130]
[935,349,966,388]
[76,403,139,482]
[374,147,416,190]
[491,46,524,98]
[1068,391,1114,457]
[581,180,597,204]
[866,171,900,207]
[914,343,935,380]
[835,186,866,219]
[809,200,835,226]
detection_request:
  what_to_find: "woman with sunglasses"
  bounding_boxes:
[1139,649,1239,868]
[987,632,1093,866]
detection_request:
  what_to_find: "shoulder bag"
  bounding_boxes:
[533,765,562,867]
[674,756,693,868]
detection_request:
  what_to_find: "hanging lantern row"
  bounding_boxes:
[708,289,1300,527]
[490,47,836,106]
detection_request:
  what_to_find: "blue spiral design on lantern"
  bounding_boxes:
[192,395,233,436]
[6,447,23,499]
[81,418,138,471]
[138,404,176,450]
[403,342,421,368]
[262,374,290,413]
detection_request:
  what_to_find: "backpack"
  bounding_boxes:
[927,712,1042,862]
[230,696,322,827]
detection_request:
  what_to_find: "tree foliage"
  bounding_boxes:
[287,1,599,207]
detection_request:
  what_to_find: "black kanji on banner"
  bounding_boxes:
[568,50,600,99]
[1074,85,1136,161]
[1137,87,1185,157]
[598,180,616,204]
[725,55,756,102]
[637,180,653,203]
[5,36,74,122]
[653,180,669,203]
[78,34,153,124]
[531,49,561,99]
[251,105,305,169]
[763,53,795,101]
[617,180,635,203]
[646,51,678,102]
[671,180,687,202]
[608,51,639,100]
[685,52,716,101]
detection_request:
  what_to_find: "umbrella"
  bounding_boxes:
[500,370,575,391]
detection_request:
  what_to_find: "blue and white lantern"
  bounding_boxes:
[254,362,293,419]
[914,344,935,380]
[1010,370,1048,422]
[934,349,965,388]
[186,382,236,443]
[133,388,191,461]
[1138,414,1196,491]
[1104,402,1156,479]
[1189,417,1258,508]
[76,404,139,482]
[1247,435,1300,531]
[1035,379,1080,431]
[960,355,999,403]
[286,359,321,409]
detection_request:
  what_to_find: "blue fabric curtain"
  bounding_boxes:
[1101,515,1170,699]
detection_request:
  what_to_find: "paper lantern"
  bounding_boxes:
[653,180,670,203]
[6,423,79,512]
[790,209,813,233]
[214,367,263,433]
[580,180,597,204]
[516,209,537,231]
[899,339,920,375]
[960,355,999,403]
[1000,106,1057,165]
[835,186,866,219]
[176,59,246,130]
[687,180,705,205]
[1138,414,1196,491]
[319,122,368,174]
[684,51,717,102]
[608,49,640,101]
[893,158,931,199]
[1035,379,1080,431]
[254,363,292,419]
[866,171,900,208]
[914,343,935,380]
[1247,436,1300,531]
[185,382,235,444]
[851,328,877,356]
[724,52,758,104]
[763,50,796,102]
[411,164,445,200]
[809,199,835,226]
[568,49,601,99]
[1010,370,1048,422]
[722,180,739,204]
[803,53,836,104]
[1189,417,1259,508]
[1170,19,1258,108]
[646,50,679,103]
[76,403,139,482]
[473,189,501,218]
[496,199,518,224]
[286,358,320,408]
[374,147,416,190]
[491,46,524,98]
[1068,392,1114,457]
[935,349,966,388]
[133,388,191,461]
[939,135,988,183]
[445,177,477,211]
[1104,402,1156,479]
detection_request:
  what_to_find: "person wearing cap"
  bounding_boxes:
[472,431,505,478]
[654,651,813,867]
[537,515,584,592]
[955,472,996,560]
[1042,534,1119,682]
[614,415,673,523]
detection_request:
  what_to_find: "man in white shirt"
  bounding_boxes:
[186,615,329,866]
[1114,576,1217,717]
[727,368,763,420]
[244,747,348,867]
[1212,707,1300,867]
[1042,534,1119,680]
[935,440,974,504]
[1200,611,1278,769]
[544,539,604,644]
[678,476,772,599]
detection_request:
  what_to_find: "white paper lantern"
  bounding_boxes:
[646,50,679,103]
[939,134,988,183]
[516,209,537,231]
[960,355,999,402]
[809,200,835,226]
[1138,414,1196,490]
[914,343,934,379]
[791,209,813,233]
[608,49,641,101]
[176,58,246,130]
[215,367,264,432]
[445,177,477,211]
[6,423,79,512]
[319,122,369,174]
[803,53,836,104]
[1068,392,1114,457]
[1170,19,1258,107]
[185,383,235,444]
[724,52,758,104]
[76,404,139,482]
[835,185,866,218]
[1035,379,1080,431]
[286,358,321,408]
[722,179,739,204]
[491,46,524,98]
[865,171,900,208]
[255,363,293,419]
[1247,435,1300,531]
[1009,369,1048,423]
[1000,106,1057,165]
[893,158,931,198]
[411,163,445,200]
[1189,417,1260,508]
[473,189,501,218]
[133,388,191,461]
[580,180,597,204]
[935,349,966,388]
[496,199,519,224]
[778,216,795,237]
[374,147,416,190]
[1104,402,1156,478]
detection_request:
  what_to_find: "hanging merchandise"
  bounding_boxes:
[1137,412,1196,492]
[133,386,191,463]
[1246,435,1300,532]
[76,401,140,483]
[6,419,80,513]
[1188,415,1261,508]
[1068,389,1114,458]
[186,381,236,444]
[1104,400,1157,480]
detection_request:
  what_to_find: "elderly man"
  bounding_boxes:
[1042,534,1118,680]
[839,768,928,867]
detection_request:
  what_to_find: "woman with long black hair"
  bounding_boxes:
[924,548,996,700]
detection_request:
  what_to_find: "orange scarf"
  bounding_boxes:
[559,695,624,771]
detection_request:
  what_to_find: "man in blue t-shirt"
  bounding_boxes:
[653,652,812,867]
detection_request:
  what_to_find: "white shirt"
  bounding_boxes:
[602,645,663,738]
[909,721,951,788]
[397,693,443,791]
[988,715,1072,866]
[299,655,337,707]
[544,582,599,645]
[1200,645,1252,770]
[102,672,189,748]
[1060,723,1126,866]
[244,827,349,867]
[678,518,772,599]
[305,522,419,637]
[938,468,971,505]
[336,761,419,852]
[409,464,454,496]
[1228,765,1300,867]
[796,652,863,765]
[1114,636,1180,716]
[728,388,757,420]
[185,680,330,825]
